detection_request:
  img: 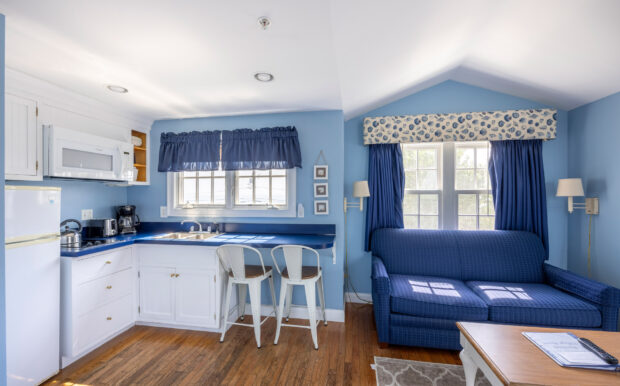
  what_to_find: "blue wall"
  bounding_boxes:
[567,91,620,289]
[0,12,6,381]
[344,80,569,294]
[127,110,346,310]
[5,180,128,221]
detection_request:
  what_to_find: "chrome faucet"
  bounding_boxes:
[181,220,202,233]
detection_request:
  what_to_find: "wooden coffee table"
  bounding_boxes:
[457,322,620,386]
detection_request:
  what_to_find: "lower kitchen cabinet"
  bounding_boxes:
[136,244,226,330]
[61,246,136,367]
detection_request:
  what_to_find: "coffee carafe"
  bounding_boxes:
[117,205,140,234]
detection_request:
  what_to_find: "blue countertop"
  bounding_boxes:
[61,232,336,258]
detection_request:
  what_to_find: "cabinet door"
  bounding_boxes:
[5,94,39,179]
[139,266,175,322]
[175,268,217,327]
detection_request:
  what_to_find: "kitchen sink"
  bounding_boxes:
[152,232,219,240]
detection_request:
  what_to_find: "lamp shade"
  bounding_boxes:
[353,180,370,198]
[556,178,584,197]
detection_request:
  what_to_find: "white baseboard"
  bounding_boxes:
[243,304,345,323]
[345,292,373,303]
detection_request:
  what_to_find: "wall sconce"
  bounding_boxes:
[343,181,370,213]
[556,178,599,215]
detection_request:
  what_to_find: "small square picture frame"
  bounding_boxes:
[314,183,328,198]
[314,200,329,215]
[314,165,328,180]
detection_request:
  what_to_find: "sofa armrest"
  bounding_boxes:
[372,256,391,295]
[544,263,620,307]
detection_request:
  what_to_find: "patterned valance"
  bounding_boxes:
[363,108,557,145]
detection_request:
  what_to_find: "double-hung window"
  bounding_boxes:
[401,141,495,230]
[167,168,296,217]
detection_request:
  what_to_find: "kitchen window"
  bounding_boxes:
[167,169,296,217]
[401,141,495,230]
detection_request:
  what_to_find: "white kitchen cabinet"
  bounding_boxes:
[139,266,176,322]
[175,268,218,327]
[61,247,136,368]
[5,93,42,180]
[136,245,228,330]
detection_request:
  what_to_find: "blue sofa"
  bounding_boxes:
[371,229,620,350]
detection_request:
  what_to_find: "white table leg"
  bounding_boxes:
[459,348,478,386]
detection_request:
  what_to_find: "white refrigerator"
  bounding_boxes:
[5,186,61,385]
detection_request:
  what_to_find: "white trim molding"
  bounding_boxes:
[345,292,372,304]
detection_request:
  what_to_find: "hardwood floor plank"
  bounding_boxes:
[45,304,460,385]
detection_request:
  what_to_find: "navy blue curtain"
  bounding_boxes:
[365,144,405,251]
[221,126,302,170]
[158,131,221,172]
[489,139,549,258]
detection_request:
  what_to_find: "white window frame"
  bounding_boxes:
[166,169,296,218]
[402,142,443,229]
[401,141,494,230]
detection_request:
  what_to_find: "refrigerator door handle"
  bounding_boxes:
[5,233,61,249]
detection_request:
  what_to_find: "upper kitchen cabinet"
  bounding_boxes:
[130,129,150,185]
[5,93,42,181]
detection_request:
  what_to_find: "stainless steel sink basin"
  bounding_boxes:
[183,233,218,240]
[152,232,193,239]
[152,232,219,240]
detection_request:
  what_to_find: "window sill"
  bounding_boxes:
[166,205,297,218]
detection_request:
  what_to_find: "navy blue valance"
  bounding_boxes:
[221,126,302,170]
[158,131,221,172]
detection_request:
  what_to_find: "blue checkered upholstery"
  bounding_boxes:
[370,229,620,349]
[467,281,601,328]
[390,275,488,320]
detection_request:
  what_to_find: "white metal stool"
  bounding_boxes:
[271,245,327,349]
[217,244,277,348]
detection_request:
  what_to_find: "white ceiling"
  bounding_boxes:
[1,0,619,123]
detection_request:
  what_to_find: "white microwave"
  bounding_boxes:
[43,125,134,181]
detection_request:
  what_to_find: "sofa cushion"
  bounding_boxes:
[390,275,488,321]
[467,281,602,328]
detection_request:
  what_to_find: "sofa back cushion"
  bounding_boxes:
[371,229,462,280]
[371,229,546,283]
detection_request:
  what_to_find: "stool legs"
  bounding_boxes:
[284,283,293,322]
[248,281,262,348]
[304,281,319,350]
[220,279,234,343]
[318,276,327,326]
[268,275,277,319]
[237,283,247,321]
[274,278,288,345]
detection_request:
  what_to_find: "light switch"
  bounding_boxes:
[297,203,304,218]
[81,209,93,220]
[160,206,168,218]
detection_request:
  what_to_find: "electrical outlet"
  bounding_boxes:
[160,206,168,218]
[297,203,304,218]
[81,209,93,221]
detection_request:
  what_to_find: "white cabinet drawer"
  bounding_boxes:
[76,268,134,316]
[75,294,133,355]
[73,247,132,284]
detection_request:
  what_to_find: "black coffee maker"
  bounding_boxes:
[117,205,140,234]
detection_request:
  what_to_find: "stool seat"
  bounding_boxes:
[229,265,272,279]
[282,266,320,279]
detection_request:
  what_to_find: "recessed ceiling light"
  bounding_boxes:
[257,16,271,30]
[106,85,128,93]
[254,72,274,82]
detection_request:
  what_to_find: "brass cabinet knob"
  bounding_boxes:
[105,261,112,264]
[170,273,175,277]
[106,316,112,320]
[175,273,180,278]
[106,285,112,289]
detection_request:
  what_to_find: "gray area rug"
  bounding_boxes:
[374,357,491,386]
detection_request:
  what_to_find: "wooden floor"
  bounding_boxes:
[46,303,460,385]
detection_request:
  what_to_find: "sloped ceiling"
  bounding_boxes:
[0,0,619,123]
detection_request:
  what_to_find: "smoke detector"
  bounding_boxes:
[257,17,271,30]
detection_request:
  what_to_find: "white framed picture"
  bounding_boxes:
[314,200,329,215]
[314,183,328,198]
[314,165,328,180]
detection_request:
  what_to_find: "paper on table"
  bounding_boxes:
[522,332,609,367]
